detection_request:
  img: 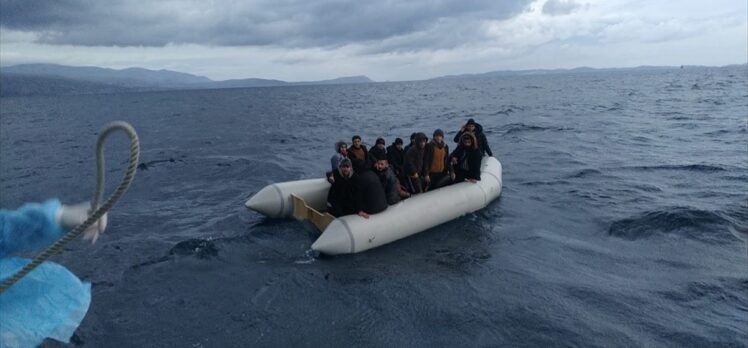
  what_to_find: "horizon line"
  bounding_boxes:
[1,61,746,83]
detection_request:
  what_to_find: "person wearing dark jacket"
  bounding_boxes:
[373,152,410,205]
[386,138,405,178]
[423,129,452,191]
[369,137,387,161]
[327,158,358,217]
[403,132,428,194]
[353,163,388,218]
[453,118,493,157]
[403,132,417,154]
[450,132,482,183]
[348,135,370,170]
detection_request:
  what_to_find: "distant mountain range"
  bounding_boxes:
[428,64,747,80]
[1,62,744,97]
[0,64,374,96]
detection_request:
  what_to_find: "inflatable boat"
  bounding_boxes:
[245,156,502,255]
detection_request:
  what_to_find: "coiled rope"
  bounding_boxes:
[0,121,140,294]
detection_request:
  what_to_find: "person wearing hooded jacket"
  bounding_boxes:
[330,140,348,172]
[423,129,452,191]
[453,118,493,157]
[450,132,482,183]
[327,141,349,184]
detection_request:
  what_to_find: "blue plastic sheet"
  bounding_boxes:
[0,199,64,259]
[1,257,91,348]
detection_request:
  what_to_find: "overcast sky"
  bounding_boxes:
[1,0,746,81]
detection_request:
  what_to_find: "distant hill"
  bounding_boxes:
[2,64,212,87]
[429,65,701,80]
[206,75,373,88]
[0,64,375,95]
[296,75,373,85]
[0,73,137,97]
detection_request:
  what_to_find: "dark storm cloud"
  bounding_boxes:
[0,0,532,49]
[542,0,583,16]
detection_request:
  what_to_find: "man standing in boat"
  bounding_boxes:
[369,137,387,160]
[348,135,370,170]
[386,137,405,179]
[403,132,428,194]
[453,118,493,157]
[423,129,452,191]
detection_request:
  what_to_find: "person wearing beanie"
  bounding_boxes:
[453,118,493,157]
[423,129,452,190]
[386,137,405,178]
[368,137,387,163]
[351,154,388,218]
[403,132,418,154]
[326,157,358,217]
[403,132,429,194]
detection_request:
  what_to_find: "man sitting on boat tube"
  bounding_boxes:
[453,118,493,157]
[327,158,358,217]
[327,141,348,184]
[450,132,482,183]
[352,159,388,219]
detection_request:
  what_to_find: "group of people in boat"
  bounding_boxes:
[326,118,493,218]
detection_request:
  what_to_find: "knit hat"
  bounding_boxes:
[433,129,444,137]
[415,132,428,143]
[466,118,476,126]
[394,137,404,145]
[376,137,385,145]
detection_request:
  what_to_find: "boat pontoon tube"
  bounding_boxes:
[245,157,502,254]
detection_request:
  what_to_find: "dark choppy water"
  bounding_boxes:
[1,66,747,347]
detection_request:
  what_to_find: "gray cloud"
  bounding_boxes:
[1,0,532,49]
[542,0,582,16]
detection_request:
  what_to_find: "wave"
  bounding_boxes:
[137,157,181,170]
[592,103,623,112]
[567,168,602,178]
[169,238,219,259]
[501,123,548,134]
[696,98,726,105]
[626,164,726,172]
[500,123,571,135]
[608,207,735,244]
[521,179,570,186]
[656,279,747,308]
